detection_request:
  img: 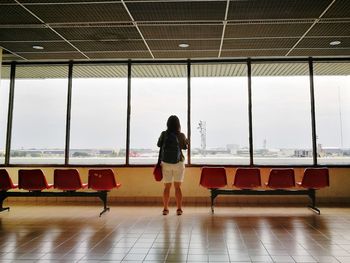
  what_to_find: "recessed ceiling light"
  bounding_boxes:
[32,45,44,50]
[330,41,341,46]
[179,43,190,48]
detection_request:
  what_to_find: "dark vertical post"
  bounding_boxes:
[309,58,318,166]
[125,61,132,165]
[247,60,254,166]
[187,60,191,165]
[5,62,16,165]
[65,62,73,165]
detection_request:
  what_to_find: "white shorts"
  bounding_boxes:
[161,161,185,183]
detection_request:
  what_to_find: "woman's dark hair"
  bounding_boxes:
[167,115,181,133]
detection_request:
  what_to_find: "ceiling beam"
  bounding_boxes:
[121,0,155,59]
[218,0,230,58]
[14,0,90,59]
[0,45,27,61]
[285,0,338,56]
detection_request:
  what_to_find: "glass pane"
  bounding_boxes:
[130,64,187,164]
[314,62,350,165]
[11,65,68,164]
[69,64,127,165]
[252,63,313,165]
[0,66,10,164]
[191,63,249,164]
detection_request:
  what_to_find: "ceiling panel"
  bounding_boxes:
[24,3,131,23]
[17,52,86,60]
[0,65,10,79]
[221,49,289,57]
[148,39,220,51]
[71,40,147,52]
[15,64,68,78]
[53,26,141,41]
[223,38,296,50]
[153,50,218,59]
[73,64,127,78]
[313,62,350,75]
[225,23,312,38]
[289,49,350,56]
[132,64,186,78]
[296,37,350,49]
[86,51,152,59]
[252,63,309,76]
[0,41,76,52]
[126,1,226,21]
[0,28,62,41]
[139,24,223,39]
[228,0,332,20]
[322,0,350,18]
[307,21,350,37]
[191,63,247,77]
[0,4,41,24]
[18,0,115,2]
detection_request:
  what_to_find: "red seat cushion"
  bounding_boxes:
[88,169,120,191]
[0,169,17,191]
[54,169,86,191]
[234,168,261,189]
[267,169,295,189]
[18,169,53,191]
[200,167,227,189]
[298,168,329,189]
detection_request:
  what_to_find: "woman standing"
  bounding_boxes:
[157,115,188,216]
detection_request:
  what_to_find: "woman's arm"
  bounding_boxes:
[157,131,164,147]
[180,133,189,150]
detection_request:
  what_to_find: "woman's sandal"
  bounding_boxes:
[176,209,183,216]
[162,209,169,216]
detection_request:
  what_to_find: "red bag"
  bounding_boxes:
[153,164,163,181]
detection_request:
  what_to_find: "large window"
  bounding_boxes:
[10,65,68,164]
[191,64,249,164]
[314,62,350,165]
[130,64,187,164]
[69,65,127,165]
[0,66,10,164]
[1,60,350,166]
[252,63,313,165]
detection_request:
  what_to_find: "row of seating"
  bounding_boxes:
[199,167,330,214]
[0,169,121,192]
[200,167,330,190]
[0,169,121,216]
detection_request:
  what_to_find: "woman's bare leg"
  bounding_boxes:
[174,182,182,211]
[163,183,172,211]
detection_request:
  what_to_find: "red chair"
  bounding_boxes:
[88,169,121,191]
[0,169,18,191]
[266,169,295,189]
[18,169,53,191]
[297,168,329,189]
[234,168,261,189]
[54,169,87,191]
[200,167,227,189]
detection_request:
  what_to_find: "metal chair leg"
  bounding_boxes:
[0,207,10,212]
[99,207,110,217]
[98,191,110,217]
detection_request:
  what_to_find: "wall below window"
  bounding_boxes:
[3,167,350,205]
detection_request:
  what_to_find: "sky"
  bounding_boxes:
[0,69,349,152]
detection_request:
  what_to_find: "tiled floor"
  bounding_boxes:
[1,204,350,262]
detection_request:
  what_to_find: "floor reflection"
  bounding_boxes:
[0,205,349,262]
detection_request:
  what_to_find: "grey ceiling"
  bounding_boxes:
[0,0,349,61]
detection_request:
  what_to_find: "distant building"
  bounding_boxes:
[294,149,313,158]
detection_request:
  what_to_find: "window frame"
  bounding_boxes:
[0,57,349,167]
